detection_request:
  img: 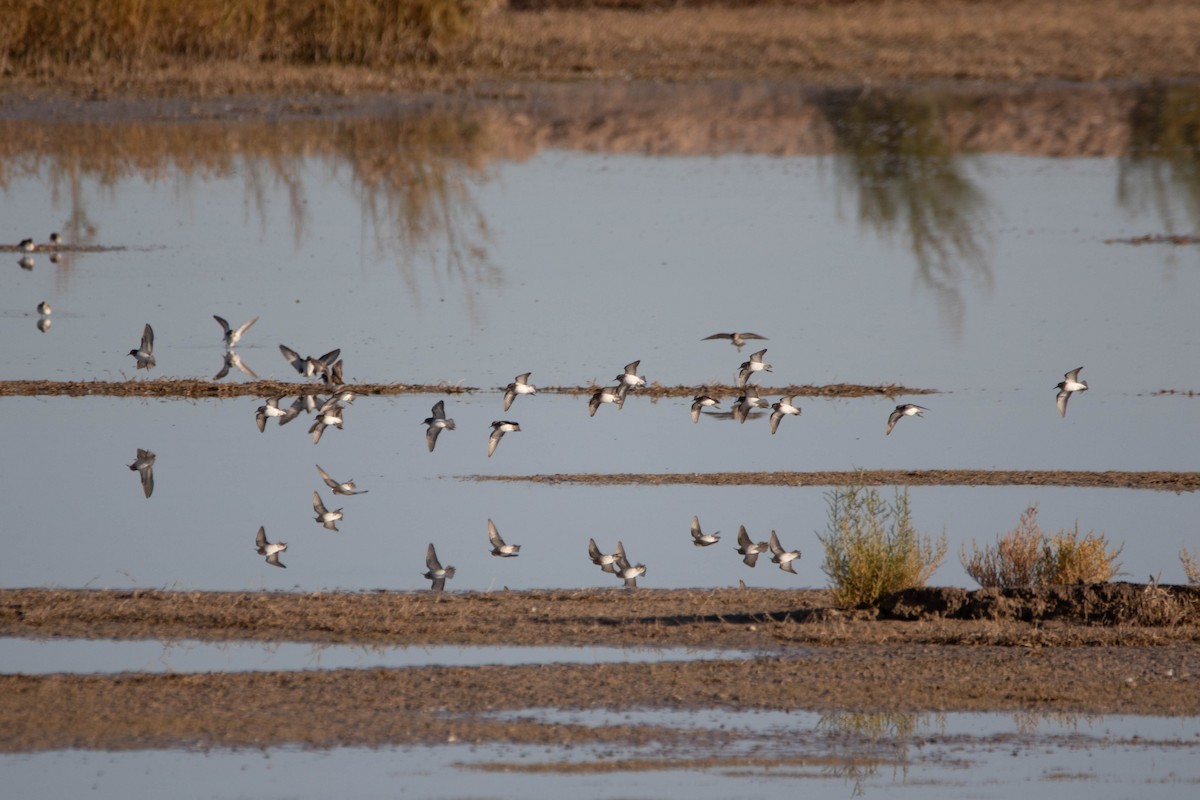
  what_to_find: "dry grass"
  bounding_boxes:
[1181,548,1200,585]
[961,505,1123,588]
[0,0,495,72]
[961,505,1043,588]
[3,1,1200,92]
[816,484,947,608]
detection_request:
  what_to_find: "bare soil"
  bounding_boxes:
[1,586,1198,752]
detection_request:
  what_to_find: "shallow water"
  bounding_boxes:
[2,88,1199,596]
[0,637,753,674]
[0,392,1195,591]
[3,710,1197,799]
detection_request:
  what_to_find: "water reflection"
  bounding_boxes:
[816,89,992,335]
[1119,84,1200,241]
[0,111,500,309]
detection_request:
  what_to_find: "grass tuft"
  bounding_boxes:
[961,505,1122,588]
[1182,548,1200,585]
[815,483,946,608]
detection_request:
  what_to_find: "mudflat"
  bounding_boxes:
[2,586,1198,752]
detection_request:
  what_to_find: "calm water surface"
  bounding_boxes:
[2,86,1200,800]
[1,93,1198,594]
[3,710,1197,799]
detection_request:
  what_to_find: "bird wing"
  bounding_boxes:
[487,519,505,549]
[280,344,305,373]
[426,543,442,571]
[316,464,338,490]
[769,530,783,556]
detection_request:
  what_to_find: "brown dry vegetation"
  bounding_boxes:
[0,379,931,398]
[2,1,1200,94]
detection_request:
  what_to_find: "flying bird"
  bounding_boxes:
[487,519,521,557]
[589,538,625,574]
[612,550,646,588]
[886,403,928,436]
[254,526,287,568]
[691,394,720,423]
[690,516,720,547]
[768,530,801,574]
[280,344,340,379]
[615,360,647,390]
[255,397,290,432]
[128,448,155,498]
[488,420,521,458]
[1056,367,1088,418]
[423,400,456,452]
[312,491,343,531]
[702,332,767,350]
[588,383,627,416]
[735,526,769,568]
[769,395,801,435]
[732,386,771,424]
[503,372,537,412]
[423,543,456,591]
[737,348,772,388]
[128,324,155,370]
[316,464,368,495]
[213,315,258,348]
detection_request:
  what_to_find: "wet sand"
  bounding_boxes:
[2,586,1198,752]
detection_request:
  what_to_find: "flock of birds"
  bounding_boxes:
[96,305,1086,590]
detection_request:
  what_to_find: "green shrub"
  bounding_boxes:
[816,484,946,608]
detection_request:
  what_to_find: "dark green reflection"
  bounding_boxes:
[0,110,499,309]
[817,89,992,334]
[1119,84,1200,234]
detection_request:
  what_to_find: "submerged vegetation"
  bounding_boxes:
[816,484,947,608]
[961,505,1123,588]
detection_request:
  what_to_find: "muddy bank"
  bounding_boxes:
[0,379,930,398]
[471,470,1200,491]
[4,586,1198,648]
[2,586,1197,752]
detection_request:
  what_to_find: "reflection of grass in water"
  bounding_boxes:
[337,113,502,320]
[0,111,499,308]
[816,711,940,792]
[1119,84,1200,239]
[818,89,992,335]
